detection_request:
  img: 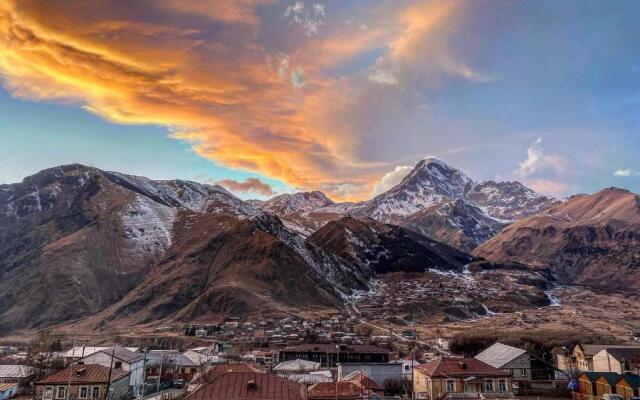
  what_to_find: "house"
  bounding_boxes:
[338,363,403,389]
[476,343,532,380]
[0,383,18,400]
[615,375,640,400]
[185,371,306,400]
[279,344,390,367]
[307,381,370,400]
[76,346,144,397]
[577,372,600,398]
[0,365,37,394]
[34,365,130,400]
[413,357,514,400]
[62,347,138,365]
[595,373,623,397]
[573,345,640,372]
[146,351,198,382]
[475,342,554,381]
[593,348,640,374]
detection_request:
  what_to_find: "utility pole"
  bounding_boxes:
[139,347,148,400]
[157,352,164,392]
[66,338,77,400]
[104,349,115,400]
[335,345,340,400]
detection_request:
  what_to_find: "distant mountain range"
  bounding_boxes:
[0,160,636,333]
[250,157,558,252]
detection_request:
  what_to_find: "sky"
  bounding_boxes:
[0,0,639,201]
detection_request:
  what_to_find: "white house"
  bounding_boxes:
[76,346,144,396]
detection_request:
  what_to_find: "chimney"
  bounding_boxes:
[247,380,257,390]
[76,368,87,376]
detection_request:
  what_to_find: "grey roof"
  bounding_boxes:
[94,346,143,364]
[475,343,527,369]
[273,359,320,372]
[146,351,197,367]
[64,346,139,358]
[0,365,37,378]
[579,344,640,357]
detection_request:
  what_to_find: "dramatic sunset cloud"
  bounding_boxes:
[1,1,639,199]
[0,0,488,201]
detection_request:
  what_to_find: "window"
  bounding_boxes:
[446,380,455,392]
[498,380,507,392]
[43,387,53,400]
[79,386,88,399]
[92,386,100,399]
[114,361,122,369]
[520,369,527,377]
[485,380,494,392]
[56,386,66,399]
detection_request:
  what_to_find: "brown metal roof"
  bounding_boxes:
[193,364,263,385]
[186,372,305,400]
[281,344,390,355]
[37,364,129,385]
[307,381,365,399]
[415,357,511,378]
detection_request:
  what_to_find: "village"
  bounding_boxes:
[2,323,640,400]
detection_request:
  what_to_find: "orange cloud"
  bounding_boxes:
[216,178,276,197]
[0,0,477,201]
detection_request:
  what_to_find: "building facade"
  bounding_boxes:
[414,357,513,400]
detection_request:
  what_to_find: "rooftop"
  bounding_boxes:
[37,364,129,385]
[186,372,305,400]
[475,343,527,369]
[0,364,36,378]
[416,357,511,378]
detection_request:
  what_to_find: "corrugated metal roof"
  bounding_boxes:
[146,351,197,367]
[193,364,262,385]
[63,346,139,358]
[95,346,143,363]
[37,364,129,385]
[285,373,332,384]
[475,343,527,369]
[0,364,36,378]
[273,359,320,372]
[186,372,305,400]
[307,381,365,399]
[416,357,511,378]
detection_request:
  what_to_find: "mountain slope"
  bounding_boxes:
[308,216,474,275]
[475,188,640,292]
[0,164,258,332]
[0,165,373,332]
[91,212,367,327]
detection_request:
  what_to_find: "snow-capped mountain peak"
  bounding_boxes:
[250,190,334,214]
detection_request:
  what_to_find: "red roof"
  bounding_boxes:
[415,357,511,378]
[282,344,389,354]
[308,381,366,399]
[344,372,383,391]
[186,372,305,400]
[194,364,262,385]
[37,365,129,385]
